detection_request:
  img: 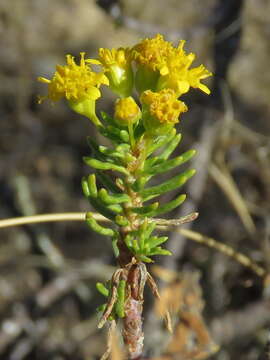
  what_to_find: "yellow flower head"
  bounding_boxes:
[141,88,187,125]
[132,34,212,96]
[157,40,212,96]
[132,34,174,75]
[38,52,109,103]
[98,47,133,97]
[114,97,141,126]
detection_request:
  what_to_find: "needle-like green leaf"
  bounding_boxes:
[115,280,126,318]
[85,212,115,236]
[87,197,116,221]
[96,171,121,194]
[99,146,125,160]
[83,157,129,175]
[132,202,159,215]
[147,236,168,248]
[146,128,176,156]
[100,111,117,127]
[87,137,109,162]
[96,282,109,297]
[147,247,172,256]
[107,203,123,214]
[145,150,196,177]
[99,125,129,143]
[98,188,130,205]
[148,194,187,217]
[112,234,120,257]
[159,133,182,160]
[141,169,196,200]
[82,175,98,198]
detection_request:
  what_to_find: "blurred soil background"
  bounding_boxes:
[0,0,270,359]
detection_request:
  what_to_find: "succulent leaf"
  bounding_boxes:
[98,188,130,204]
[144,150,196,177]
[141,169,196,200]
[148,194,187,217]
[83,157,129,175]
[96,282,109,297]
[85,212,115,236]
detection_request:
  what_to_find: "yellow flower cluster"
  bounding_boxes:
[38,53,108,103]
[38,34,212,128]
[141,89,187,125]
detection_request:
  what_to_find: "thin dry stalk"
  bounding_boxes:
[0,213,266,278]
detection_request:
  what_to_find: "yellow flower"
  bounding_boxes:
[98,47,133,97]
[141,89,187,126]
[38,52,109,103]
[114,97,141,126]
[132,34,212,96]
[132,34,174,75]
[38,53,109,125]
[157,40,212,96]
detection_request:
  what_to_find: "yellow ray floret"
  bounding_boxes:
[141,89,188,125]
[187,64,212,94]
[38,53,109,103]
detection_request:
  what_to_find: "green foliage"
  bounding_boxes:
[85,212,116,235]
[146,128,176,156]
[83,111,196,263]
[98,188,130,205]
[83,157,129,175]
[115,280,126,318]
[132,202,159,215]
[143,150,196,177]
[140,169,196,200]
[148,194,186,217]
[99,125,130,143]
[96,279,127,320]
[96,282,109,297]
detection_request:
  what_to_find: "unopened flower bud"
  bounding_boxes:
[114,97,141,126]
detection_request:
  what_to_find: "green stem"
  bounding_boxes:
[128,122,135,150]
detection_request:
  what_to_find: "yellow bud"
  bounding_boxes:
[114,97,141,126]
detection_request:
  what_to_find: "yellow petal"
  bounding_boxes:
[37,77,51,84]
